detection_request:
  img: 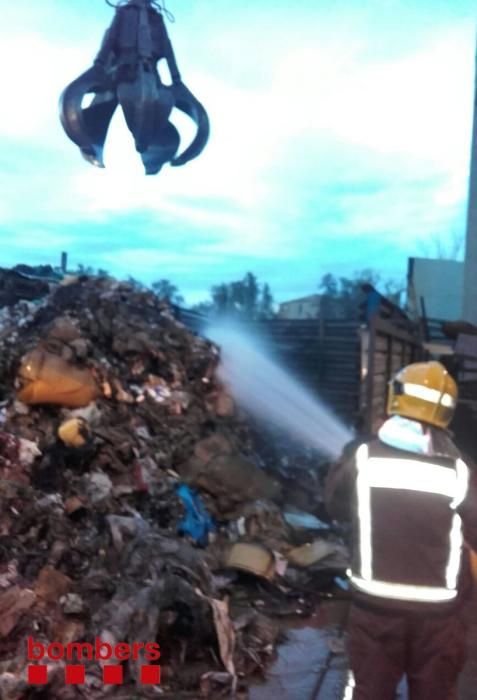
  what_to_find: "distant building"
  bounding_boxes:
[278,293,350,320]
[407,257,464,321]
[278,294,322,319]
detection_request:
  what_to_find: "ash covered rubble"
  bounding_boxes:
[0,275,348,699]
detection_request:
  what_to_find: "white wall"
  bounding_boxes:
[409,257,464,320]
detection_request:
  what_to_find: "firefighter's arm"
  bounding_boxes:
[457,467,477,551]
[324,441,358,523]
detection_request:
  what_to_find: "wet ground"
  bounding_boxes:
[458,590,477,700]
[249,602,349,700]
[250,592,477,700]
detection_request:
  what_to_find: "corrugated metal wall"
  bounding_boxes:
[319,320,362,425]
[238,319,363,427]
[364,318,422,433]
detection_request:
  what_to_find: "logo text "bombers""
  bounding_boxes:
[28,637,161,662]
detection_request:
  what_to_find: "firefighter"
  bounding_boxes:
[325,361,477,700]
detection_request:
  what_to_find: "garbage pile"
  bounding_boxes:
[0,275,348,698]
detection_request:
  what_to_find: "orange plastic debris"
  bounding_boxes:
[17,349,99,408]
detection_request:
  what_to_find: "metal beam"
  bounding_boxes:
[463,40,477,323]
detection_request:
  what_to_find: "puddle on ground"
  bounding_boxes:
[249,625,347,700]
[249,603,348,700]
[248,602,408,700]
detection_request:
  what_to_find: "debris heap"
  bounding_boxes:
[0,276,347,699]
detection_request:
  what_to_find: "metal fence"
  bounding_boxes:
[244,318,361,427]
[362,317,422,434]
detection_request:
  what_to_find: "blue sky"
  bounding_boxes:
[1,0,476,305]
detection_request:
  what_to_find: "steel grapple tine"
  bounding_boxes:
[60,67,117,168]
[170,82,210,167]
[141,122,180,175]
[117,69,158,153]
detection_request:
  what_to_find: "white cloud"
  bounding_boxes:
[0,35,91,142]
[0,0,474,287]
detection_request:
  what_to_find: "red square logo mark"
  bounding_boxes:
[28,665,48,685]
[65,665,85,685]
[140,665,161,685]
[103,665,124,685]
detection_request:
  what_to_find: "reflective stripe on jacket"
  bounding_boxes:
[350,442,468,603]
[325,431,477,613]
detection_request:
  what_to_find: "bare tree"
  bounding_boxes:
[418,230,464,261]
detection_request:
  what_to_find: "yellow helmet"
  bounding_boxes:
[387,361,457,429]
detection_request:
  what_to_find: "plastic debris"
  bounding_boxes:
[335,576,351,591]
[176,483,215,547]
[85,471,113,503]
[17,349,100,407]
[284,511,331,531]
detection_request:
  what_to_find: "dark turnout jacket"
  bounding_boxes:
[325,418,477,615]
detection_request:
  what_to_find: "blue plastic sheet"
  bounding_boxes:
[176,484,215,547]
